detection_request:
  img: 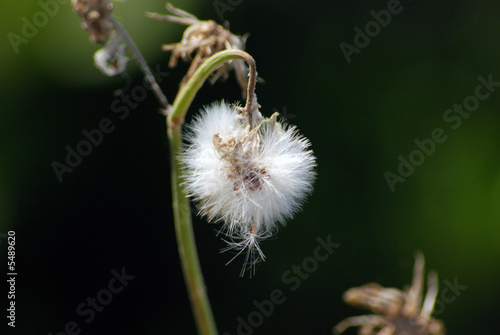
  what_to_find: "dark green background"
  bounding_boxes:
[1,0,499,334]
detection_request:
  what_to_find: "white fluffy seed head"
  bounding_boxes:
[181,101,316,275]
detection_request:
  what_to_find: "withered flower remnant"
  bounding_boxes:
[72,0,115,44]
[147,3,248,95]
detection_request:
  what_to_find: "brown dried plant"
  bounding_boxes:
[147,3,249,96]
[72,0,115,44]
[333,252,445,335]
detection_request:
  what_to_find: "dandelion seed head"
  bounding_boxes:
[182,101,316,274]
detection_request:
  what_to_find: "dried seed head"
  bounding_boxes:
[72,0,115,44]
[333,252,446,335]
[147,3,248,95]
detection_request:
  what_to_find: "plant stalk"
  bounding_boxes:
[167,49,257,335]
[108,15,170,109]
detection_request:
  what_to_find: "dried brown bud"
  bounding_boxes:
[72,0,115,44]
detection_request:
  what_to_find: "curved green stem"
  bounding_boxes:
[168,49,256,128]
[168,49,256,335]
[168,124,216,335]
